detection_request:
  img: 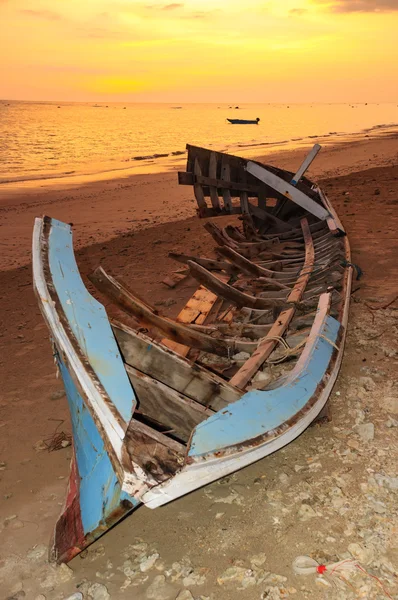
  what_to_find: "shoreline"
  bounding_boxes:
[0,125,397,195]
[0,133,397,272]
[0,135,397,597]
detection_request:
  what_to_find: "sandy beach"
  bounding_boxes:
[1,134,398,599]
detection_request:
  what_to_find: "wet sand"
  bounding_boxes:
[0,135,398,599]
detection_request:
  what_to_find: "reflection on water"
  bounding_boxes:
[0,101,397,184]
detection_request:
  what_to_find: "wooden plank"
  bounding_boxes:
[89,268,234,357]
[208,152,221,211]
[193,158,207,213]
[204,222,239,249]
[217,246,289,289]
[290,144,321,186]
[169,252,236,274]
[229,217,315,389]
[187,261,286,310]
[240,191,249,214]
[221,160,233,211]
[113,321,240,409]
[125,419,184,483]
[258,187,267,211]
[246,161,330,221]
[126,365,214,443]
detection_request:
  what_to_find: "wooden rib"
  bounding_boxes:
[187,261,286,310]
[193,158,207,214]
[126,364,214,443]
[169,252,236,274]
[240,191,249,214]
[204,222,239,249]
[90,267,233,356]
[217,246,290,289]
[220,160,233,211]
[230,217,315,389]
[208,152,221,211]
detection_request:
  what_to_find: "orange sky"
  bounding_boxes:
[1,0,397,102]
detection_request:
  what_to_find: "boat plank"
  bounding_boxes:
[229,217,315,389]
[208,152,221,211]
[193,158,207,214]
[113,321,240,409]
[126,365,214,443]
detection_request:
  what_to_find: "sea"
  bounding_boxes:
[1,101,397,186]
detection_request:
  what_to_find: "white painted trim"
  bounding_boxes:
[246,161,330,221]
[291,144,321,186]
[32,218,149,496]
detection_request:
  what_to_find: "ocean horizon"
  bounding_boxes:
[1,100,397,186]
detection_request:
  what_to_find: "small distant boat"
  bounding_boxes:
[227,118,260,125]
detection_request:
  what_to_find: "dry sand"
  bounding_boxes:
[0,134,398,600]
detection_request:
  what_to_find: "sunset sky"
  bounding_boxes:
[1,0,397,102]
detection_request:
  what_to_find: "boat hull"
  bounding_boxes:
[32,143,352,562]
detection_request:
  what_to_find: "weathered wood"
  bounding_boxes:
[125,419,184,483]
[169,252,236,274]
[246,161,329,221]
[162,272,188,288]
[240,191,249,214]
[204,222,239,249]
[161,284,220,356]
[193,158,207,214]
[126,364,214,443]
[113,321,240,409]
[89,267,232,357]
[291,144,321,186]
[187,261,286,310]
[217,246,290,290]
[230,217,315,389]
[208,152,221,211]
[220,160,233,211]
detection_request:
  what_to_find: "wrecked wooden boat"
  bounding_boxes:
[32,143,353,563]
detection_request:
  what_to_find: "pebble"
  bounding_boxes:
[65,595,83,600]
[357,422,375,442]
[34,595,46,600]
[182,572,206,586]
[175,591,194,600]
[33,440,47,452]
[250,553,267,568]
[140,553,160,572]
[40,563,74,589]
[50,390,66,400]
[382,396,398,414]
[27,544,47,561]
[87,582,110,600]
[217,566,248,585]
[298,504,317,521]
[348,542,375,565]
[146,575,175,600]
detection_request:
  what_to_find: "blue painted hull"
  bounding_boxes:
[32,144,351,561]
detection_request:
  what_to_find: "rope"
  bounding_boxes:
[341,259,363,280]
[255,331,339,365]
[256,335,308,364]
[292,555,392,599]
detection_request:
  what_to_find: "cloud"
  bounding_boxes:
[20,9,62,20]
[289,8,308,15]
[162,3,184,9]
[313,0,398,12]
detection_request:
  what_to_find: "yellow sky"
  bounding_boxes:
[0,0,397,102]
